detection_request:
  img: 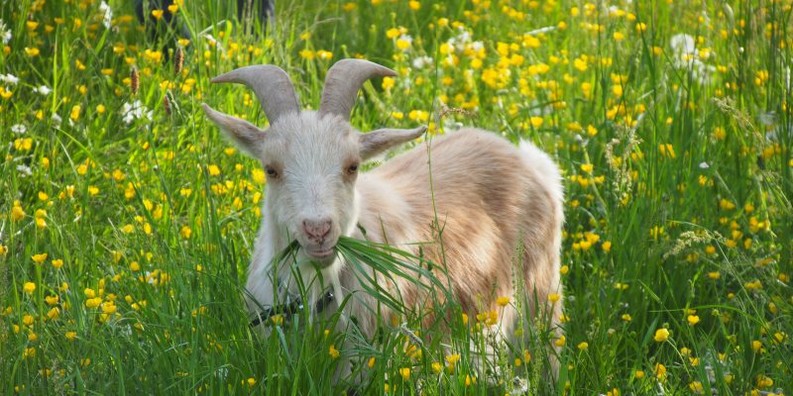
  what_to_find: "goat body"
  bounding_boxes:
[203,59,564,374]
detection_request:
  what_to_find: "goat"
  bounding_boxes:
[203,59,564,379]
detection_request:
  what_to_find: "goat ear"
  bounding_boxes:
[359,125,427,160]
[202,103,265,157]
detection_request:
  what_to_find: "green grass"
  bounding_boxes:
[2,0,792,394]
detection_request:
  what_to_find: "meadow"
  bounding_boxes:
[1,0,792,394]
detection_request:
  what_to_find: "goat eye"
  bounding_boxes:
[346,163,359,175]
[265,166,279,178]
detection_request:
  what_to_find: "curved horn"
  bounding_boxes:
[319,59,396,120]
[212,65,300,124]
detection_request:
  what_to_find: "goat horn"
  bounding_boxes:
[211,65,300,124]
[319,59,396,120]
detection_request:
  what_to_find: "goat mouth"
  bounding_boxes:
[304,247,335,260]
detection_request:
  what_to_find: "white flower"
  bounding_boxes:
[412,56,433,69]
[11,124,26,134]
[99,1,113,29]
[33,85,52,96]
[0,73,18,85]
[670,33,696,57]
[669,33,714,85]
[16,164,32,177]
[52,113,63,126]
[0,19,11,44]
[121,100,153,124]
[699,162,710,169]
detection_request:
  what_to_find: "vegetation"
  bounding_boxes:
[1,0,791,394]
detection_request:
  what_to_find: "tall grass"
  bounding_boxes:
[1,0,791,394]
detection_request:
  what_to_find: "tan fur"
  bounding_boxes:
[339,129,564,364]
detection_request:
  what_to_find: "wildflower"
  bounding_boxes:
[85,297,102,308]
[25,47,40,57]
[0,19,11,44]
[634,370,645,379]
[99,1,113,29]
[11,202,26,221]
[653,328,669,342]
[654,363,667,379]
[751,340,762,352]
[399,367,411,381]
[11,124,26,134]
[577,341,589,350]
[329,344,340,359]
[548,293,560,303]
[180,226,192,239]
[431,361,443,373]
[151,9,164,20]
[554,335,566,347]
[0,73,18,85]
[689,381,703,393]
[121,100,152,124]
[246,377,256,387]
[687,315,700,326]
[496,296,510,307]
[32,253,48,264]
[396,34,413,51]
[46,307,60,320]
[23,282,36,294]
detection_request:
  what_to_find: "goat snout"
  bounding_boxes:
[302,218,332,242]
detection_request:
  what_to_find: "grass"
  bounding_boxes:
[1,0,792,394]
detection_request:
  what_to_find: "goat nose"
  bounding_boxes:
[303,218,332,240]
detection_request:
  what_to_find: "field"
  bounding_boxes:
[1,0,792,394]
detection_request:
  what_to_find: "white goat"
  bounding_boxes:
[203,59,564,375]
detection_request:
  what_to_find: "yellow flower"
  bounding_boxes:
[653,328,669,342]
[399,367,411,381]
[445,353,460,365]
[496,296,510,307]
[654,363,666,379]
[66,331,77,341]
[554,335,566,347]
[329,344,340,359]
[687,315,700,326]
[85,297,102,308]
[577,341,589,350]
[548,293,560,303]
[25,47,40,57]
[151,9,164,20]
[22,314,35,326]
[23,282,36,294]
[70,105,81,121]
[431,361,443,373]
[32,253,48,264]
[46,307,60,320]
[634,370,645,379]
[180,226,193,239]
[11,203,26,221]
[208,164,221,176]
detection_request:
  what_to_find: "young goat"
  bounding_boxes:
[203,59,564,378]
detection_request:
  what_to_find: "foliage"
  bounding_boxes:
[1,0,791,394]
